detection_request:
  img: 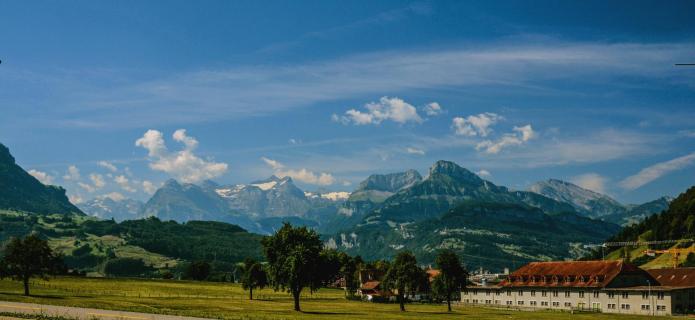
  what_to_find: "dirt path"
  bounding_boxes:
[0,301,211,320]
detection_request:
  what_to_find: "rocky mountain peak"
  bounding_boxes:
[429,160,481,183]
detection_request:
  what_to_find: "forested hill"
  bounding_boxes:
[608,185,695,242]
[0,143,82,215]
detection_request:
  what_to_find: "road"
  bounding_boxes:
[0,301,211,320]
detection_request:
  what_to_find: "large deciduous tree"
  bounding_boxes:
[433,250,468,312]
[262,223,324,311]
[382,251,425,312]
[239,258,267,300]
[1,234,62,296]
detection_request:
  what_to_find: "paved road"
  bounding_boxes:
[0,301,212,320]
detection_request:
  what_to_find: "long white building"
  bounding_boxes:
[462,260,695,316]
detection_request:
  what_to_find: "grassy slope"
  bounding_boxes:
[0,277,674,320]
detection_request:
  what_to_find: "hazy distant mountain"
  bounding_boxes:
[528,179,670,225]
[212,176,313,219]
[0,143,82,215]
[78,197,144,221]
[141,179,259,232]
[529,179,624,217]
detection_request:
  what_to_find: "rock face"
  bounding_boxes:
[529,179,624,217]
[0,143,82,215]
[355,169,422,193]
[212,176,313,219]
[78,197,144,222]
[528,179,670,225]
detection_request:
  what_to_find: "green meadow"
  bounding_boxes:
[0,277,677,320]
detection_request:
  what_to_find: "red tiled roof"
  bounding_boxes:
[360,280,381,290]
[426,269,441,281]
[648,268,695,288]
[499,260,646,288]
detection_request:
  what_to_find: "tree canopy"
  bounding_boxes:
[239,258,267,300]
[382,251,426,312]
[433,250,467,311]
[0,234,62,295]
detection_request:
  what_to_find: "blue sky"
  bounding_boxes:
[1,0,694,204]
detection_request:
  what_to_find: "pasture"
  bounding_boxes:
[0,277,675,320]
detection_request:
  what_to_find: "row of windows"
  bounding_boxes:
[466,299,670,312]
[468,290,665,300]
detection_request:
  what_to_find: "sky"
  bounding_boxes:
[1,0,694,204]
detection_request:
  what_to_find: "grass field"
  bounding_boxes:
[0,277,677,320]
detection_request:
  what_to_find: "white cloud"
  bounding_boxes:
[423,102,444,116]
[68,194,84,204]
[89,173,106,189]
[476,169,492,178]
[78,182,96,193]
[406,147,425,155]
[63,165,81,181]
[115,175,137,193]
[261,157,335,186]
[572,173,607,194]
[97,161,118,172]
[135,129,228,183]
[142,180,157,195]
[335,97,424,125]
[28,170,54,185]
[452,113,502,137]
[100,192,125,201]
[620,152,695,190]
[476,125,535,154]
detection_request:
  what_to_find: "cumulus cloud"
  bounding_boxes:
[135,129,228,183]
[97,161,118,172]
[261,157,335,186]
[334,97,424,125]
[63,165,81,181]
[142,180,157,195]
[100,192,125,201]
[89,173,106,189]
[28,170,54,185]
[423,102,444,116]
[452,113,502,137]
[620,151,695,190]
[68,194,84,204]
[78,182,96,193]
[476,125,535,154]
[406,147,425,155]
[476,169,492,178]
[115,175,137,193]
[572,173,608,194]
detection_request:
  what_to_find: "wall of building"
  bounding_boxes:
[461,287,673,316]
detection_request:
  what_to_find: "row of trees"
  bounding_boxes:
[240,223,468,312]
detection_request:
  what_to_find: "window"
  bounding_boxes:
[530,301,537,306]
[657,305,666,311]
[608,292,615,299]
[593,291,599,298]
[506,290,512,296]
[607,303,616,309]
[506,300,513,305]
[621,292,629,299]
[473,289,478,295]
[517,301,524,305]
[518,290,523,296]
[464,299,470,303]
[642,291,649,299]
[485,300,491,304]
[564,302,572,307]
[592,302,601,310]
[553,290,559,297]
[541,290,547,297]
[473,299,478,304]
[541,301,548,306]
[494,300,500,304]
[531,290,536,297]
[552,302,560,307]
[565,291,571,298]
[641,304,650,310]
[486,290,490,296]
[621,304,630,310]
[495,290,500,296]
[579,291,585,298]
[657,292,665,300]
[463,290,468,295]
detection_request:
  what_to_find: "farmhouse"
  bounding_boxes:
[461,260,695,316]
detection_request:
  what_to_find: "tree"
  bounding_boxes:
[382,251,425,312]
[433,250,468,312]
[185,261,211,281]
[262,223,324,311]
[338,252,359,297]
[1,234,62,296]
[239,258,267,300]
[103,258,152,277]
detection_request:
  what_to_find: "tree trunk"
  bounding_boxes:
[447,296,452,312]
[293,288,301,312]
[23,277,29,296]
[249,287,253,300]
[399,293,405,312]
